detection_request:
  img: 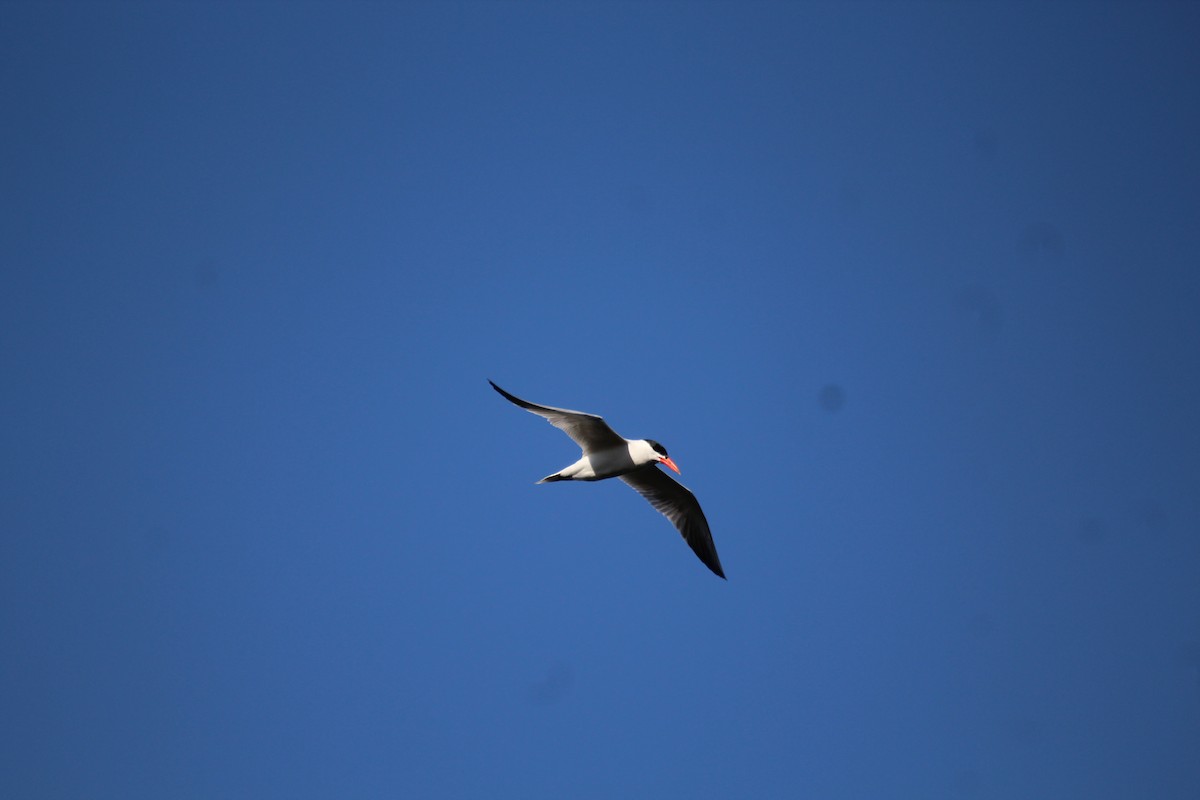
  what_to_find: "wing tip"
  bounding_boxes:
[489,379,520,405]
[692,532,726,579]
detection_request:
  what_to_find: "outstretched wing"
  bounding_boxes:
[620,464,725,579]
[489,380,627,453]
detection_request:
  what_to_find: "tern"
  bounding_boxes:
[489,380,725,579]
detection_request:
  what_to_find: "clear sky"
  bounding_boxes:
[2,1,1198,797]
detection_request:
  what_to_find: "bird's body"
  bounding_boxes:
[538,438,661,483]
[489,380,725,579]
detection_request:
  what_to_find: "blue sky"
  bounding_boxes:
[2,1,1198,797]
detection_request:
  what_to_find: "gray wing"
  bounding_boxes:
[489,380,627,453]
[620,464,725,579]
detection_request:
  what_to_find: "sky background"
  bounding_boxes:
[2,1,1198,797]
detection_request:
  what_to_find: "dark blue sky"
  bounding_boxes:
[3,1,1198,797]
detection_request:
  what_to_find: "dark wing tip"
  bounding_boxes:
[489,380,522,406]
[682,531,725,579]
[679,504,725,579]
[671,483,725,579]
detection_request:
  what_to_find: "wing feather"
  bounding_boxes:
[620,465,725,579]
[489,381,627,453]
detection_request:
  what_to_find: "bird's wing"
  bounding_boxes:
[620,464,725,579]
[489,381,627,453]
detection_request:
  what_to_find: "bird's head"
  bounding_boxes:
[644,439,680,474]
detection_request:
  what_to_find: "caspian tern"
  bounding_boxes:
[489,380,725,579]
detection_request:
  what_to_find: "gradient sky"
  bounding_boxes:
[3,2,1198,797]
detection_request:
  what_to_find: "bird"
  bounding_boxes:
[489,380,725,579]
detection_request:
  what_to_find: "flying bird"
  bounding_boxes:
[489,380,725,579]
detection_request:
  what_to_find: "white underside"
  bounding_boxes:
[550,439,659,481]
